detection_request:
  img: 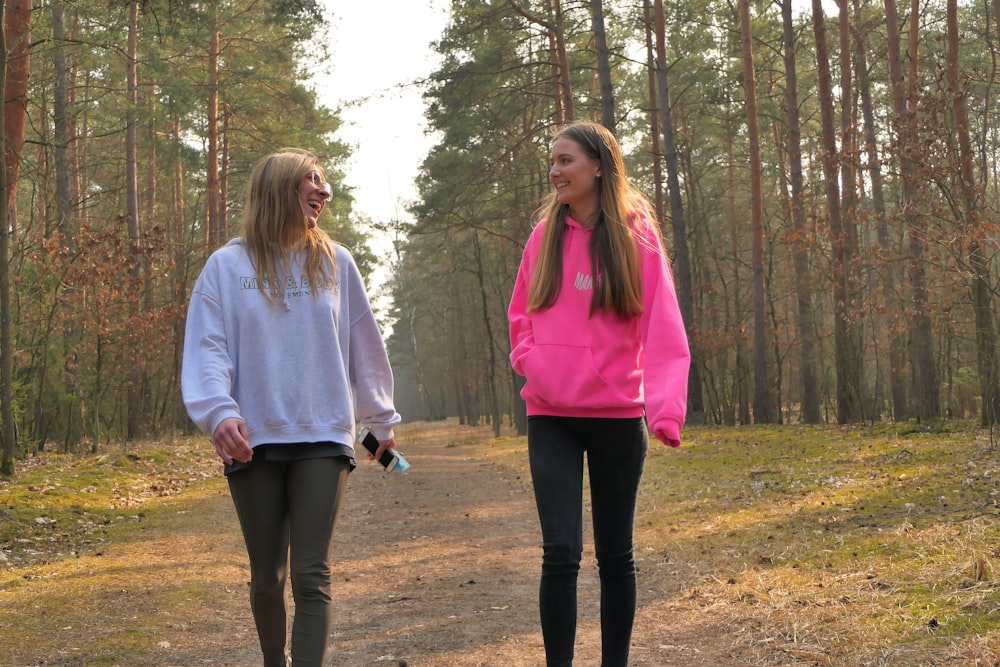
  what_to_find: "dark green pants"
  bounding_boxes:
[228,456,350,667]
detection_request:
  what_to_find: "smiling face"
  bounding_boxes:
[549,135,602,226]
[299,168,332,228]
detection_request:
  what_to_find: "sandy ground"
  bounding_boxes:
[8,422,748,667]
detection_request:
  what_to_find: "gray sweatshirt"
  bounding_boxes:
[181,238,400,450]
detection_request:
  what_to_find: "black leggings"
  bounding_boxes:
[527,416,648,667]
[227,456,350,667]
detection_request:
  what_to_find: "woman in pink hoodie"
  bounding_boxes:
[508,122,690,667]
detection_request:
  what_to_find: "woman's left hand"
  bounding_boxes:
[654,429,681,448]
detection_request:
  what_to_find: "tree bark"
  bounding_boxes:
[551,0,574,122]
[206,19,222,248]
[0,0,13,476]
[813,0,863,423]
[126,2,139,246]
[590,0,615,131]
[947,0,999,425]
[885,0,939,419]
[508,0,574,123]
[838,0,865,420]
[4,0,29,239]
[52,1,72,246]
[738,0,776,423]
[221,103,230,235]
[53,0,83,448]
[126,1,142,441]
[780,0,820,424]
[654,0,704,423]
[642,0,664,223]
[854,0,905,420]
[171,113,188,429]
[472,233,502,436]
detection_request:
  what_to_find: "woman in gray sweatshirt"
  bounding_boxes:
[181,148,401,667]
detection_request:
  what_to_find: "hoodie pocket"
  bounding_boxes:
[521,343,630,409]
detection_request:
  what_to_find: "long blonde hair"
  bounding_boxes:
[527,122,657,318]
[240,149,337,302]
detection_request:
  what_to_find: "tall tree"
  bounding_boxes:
[508,0,575,123]
[206,13,223,249]
[0,0,12,476]
[739,0,776,423]
[780,0,821,423]
[590,0,615,131]
[4,0,29,237]
[836,0,864,415]
[947,0,1000,425]
[125,0,142,441]
[653,0,702,423]
[885,0,939,419]
[472,232,503,435]
[641,0,664,221]
[51,1,72,244]
[814,0,863,423]
[854,0,906,420]
[52,0,82,448]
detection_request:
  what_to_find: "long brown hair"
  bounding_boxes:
[527,122,657,318]
[240,149,337,302]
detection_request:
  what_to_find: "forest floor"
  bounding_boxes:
[2,419,1000,666]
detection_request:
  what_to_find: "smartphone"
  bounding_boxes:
[357,427,410,472]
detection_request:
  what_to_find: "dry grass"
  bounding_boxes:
[1,420,999,666]
[632,423,1000,666]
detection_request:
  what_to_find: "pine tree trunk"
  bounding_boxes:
[642,0,664,223]
[590,0,615,131]
[813,0,863,423]
[739,0,776,423]
[206,19,222,249]
[885,0,939,419]
[654,0,704,423]
[837,0,865,418]
[947,0,1000,425]
[780,0,821,423]
[126,0,142,441]
[854,0,906,420]
[3,0,29,239]
[472,233,502,437]
[53,0,84,447]
[0,0,14,476]
[552,0,573,121]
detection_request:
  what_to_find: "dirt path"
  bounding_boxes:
[11,423,742,667]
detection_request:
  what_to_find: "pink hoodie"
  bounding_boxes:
[508,214,691,446]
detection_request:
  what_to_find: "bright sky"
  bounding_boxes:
[322,0,450,225]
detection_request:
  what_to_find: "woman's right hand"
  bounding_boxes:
[212,418,253,464]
